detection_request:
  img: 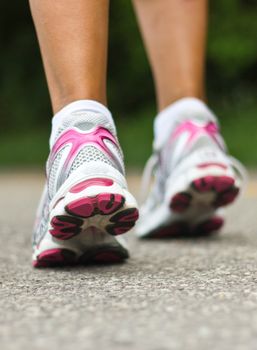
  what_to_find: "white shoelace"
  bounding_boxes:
[140,153,159,204]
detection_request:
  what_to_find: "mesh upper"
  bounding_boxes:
[68,146,114,176]
[47,111,124,197]
[48,146,68,198]
[53,111,117,143]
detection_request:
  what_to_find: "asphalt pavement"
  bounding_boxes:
[1,170,257,350]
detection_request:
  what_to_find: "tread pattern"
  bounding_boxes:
[65,193,125,218]
[144,216,224,239]
[33,246,128,268]
[33,248,76,267]
[50,192,138,240]
[79,246,129,265]
[170,175,239,214]
[106,208,139,236]
[50,216,83,240]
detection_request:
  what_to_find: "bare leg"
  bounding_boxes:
[29,0,109,113]
[132,0,208,111]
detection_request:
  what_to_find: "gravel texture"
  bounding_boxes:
[1,171,257,350]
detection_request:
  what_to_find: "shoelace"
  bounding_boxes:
[140,153,159,204]
[140,153,248,204]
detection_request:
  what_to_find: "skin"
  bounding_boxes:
[29,0,109,113]
[132,0,208,111]
[29,0,207,114]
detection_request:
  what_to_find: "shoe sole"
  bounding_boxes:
[137,168,240,239]
[33,178,138,267]
[33,245,128,268]
[144,216,224,239]
[50,193,139,240]
[170,175,239,213]
[50,179,139,240]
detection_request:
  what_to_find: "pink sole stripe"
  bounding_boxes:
[170,175,239,214]
[49,194,138,240]
[50,216,83,240]
[93,252,124,263]
[170,193,192,213]
[66,193,125,218]
[197,163,228,170]
[33,247,128,267]
[107,208,139,236]
[194,217,224,235]
[69,178,113,193]
[33,248,76,267]
[147,216,224,239]
[193,176,235,193]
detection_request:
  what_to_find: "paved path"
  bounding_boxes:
[1,171,257,350]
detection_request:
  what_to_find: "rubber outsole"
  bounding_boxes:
[143,216,224,239]
[33,245,128,268]
[170,175,239,213]
[33,248,77,267]
[50,192,139,240]
[34,177,138,267]
[79,246,129,265]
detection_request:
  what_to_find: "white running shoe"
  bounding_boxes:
[136,98,246,239]
[33,100,139,267]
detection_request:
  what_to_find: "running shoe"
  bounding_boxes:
[33,101,139,267]
[135,98,246,239]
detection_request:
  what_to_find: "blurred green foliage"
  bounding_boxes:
[0,0,257,167]
[209,0,257,82]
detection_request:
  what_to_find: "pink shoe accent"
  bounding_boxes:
[110,226,130,235]
[192,175,239,208]
[116,210,140,223]
[145,216,224,239]
[66,193,125,218]
[170,176,239,215]
[79,247,128,264]
[149,222,186,238]
[170,192,192,213]
[170,121,223,149]
[93,252,124,264]
[66,198,94,218]
[98,193,124,215]
[50,215,83,240]
[70,178,113,193]
[33,248,76,267]
[197,162,228,170]
[193,176,214,192]
[214,187,239,207]
[50,195,137,240]
[50,127,118,174]
[193,217,224,235]
[106,208,139,236]
[193,176,235,193]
